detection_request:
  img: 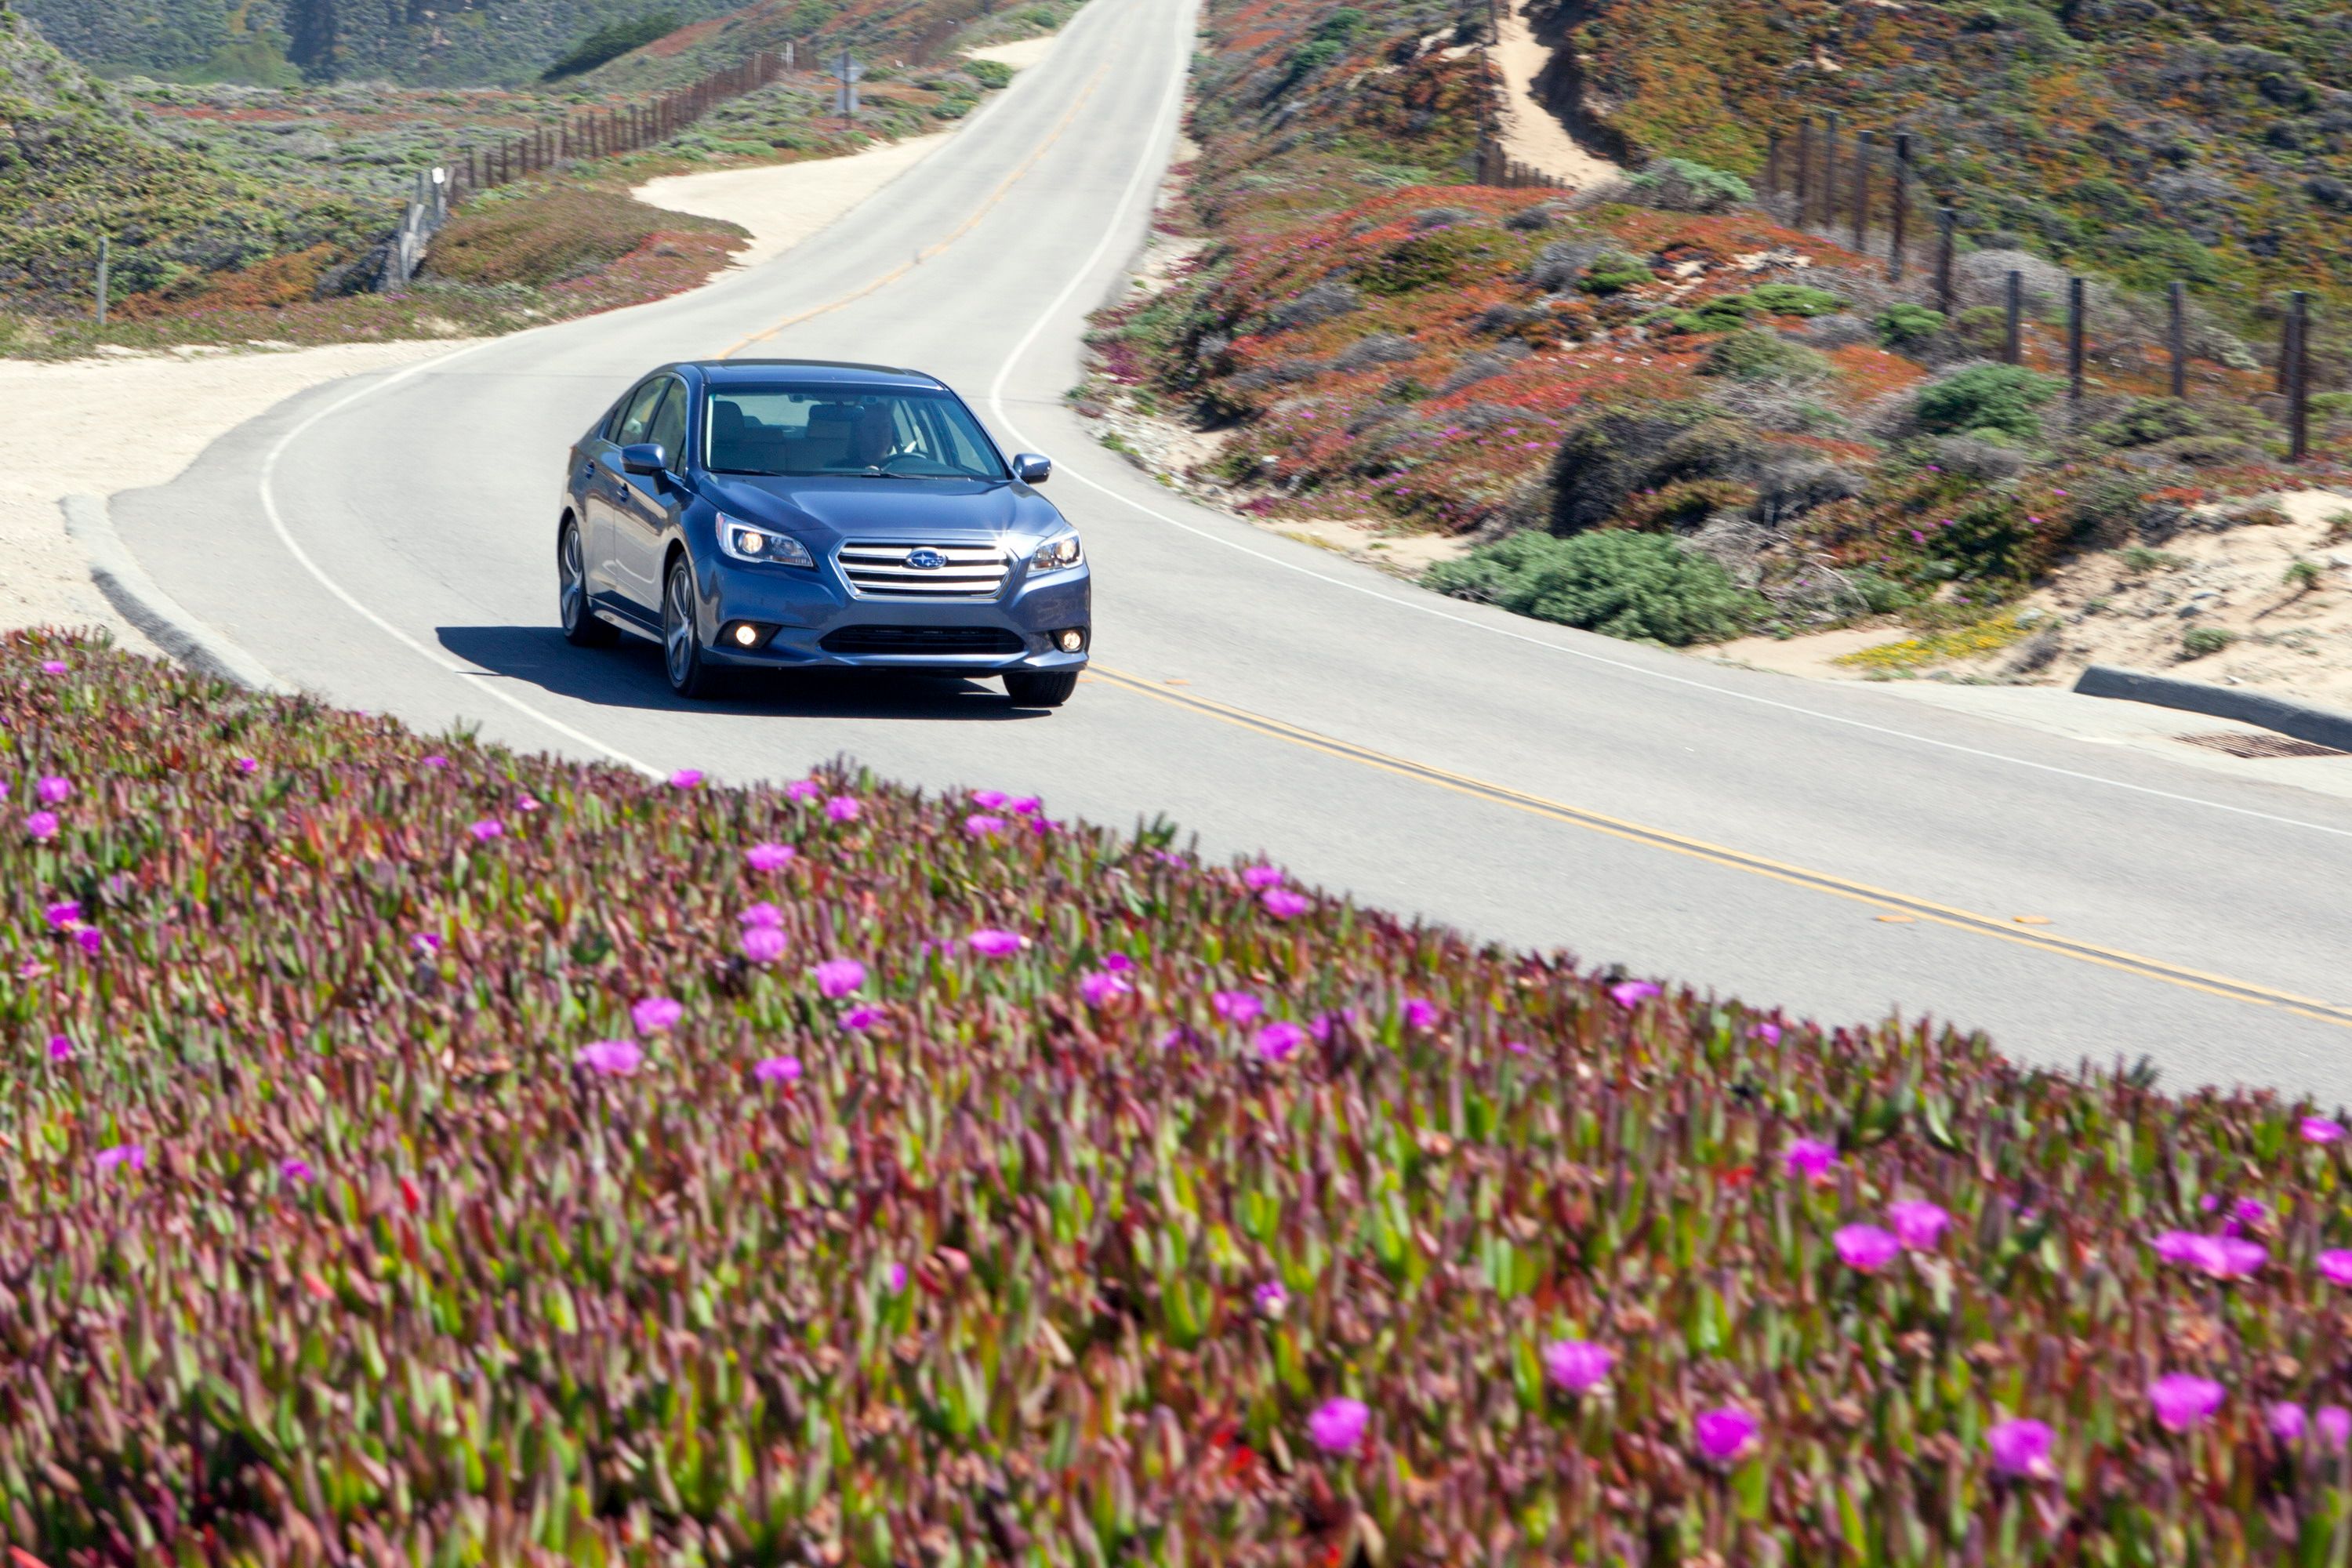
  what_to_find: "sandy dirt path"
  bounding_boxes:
[1490,0,1621,189]
[633,134,956,270]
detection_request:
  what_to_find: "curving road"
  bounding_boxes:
[117,0,2352,1101]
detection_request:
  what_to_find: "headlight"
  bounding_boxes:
[716,514,813,569]
[1029,533,1083,572]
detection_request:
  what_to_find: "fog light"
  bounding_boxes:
[734,623,760,647]
[719,621,775,650]
[1057,628,1085,652]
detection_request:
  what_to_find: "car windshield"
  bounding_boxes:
[703,385,1010,480]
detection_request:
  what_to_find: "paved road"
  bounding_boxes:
[118,0,2352,1101]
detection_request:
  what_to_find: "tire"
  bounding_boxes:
[1004,670,1079,708]
[558,519,616,647]
[662,555,726,699]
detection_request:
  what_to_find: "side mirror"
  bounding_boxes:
[1012,452,1051,484]
[620,442,668,477]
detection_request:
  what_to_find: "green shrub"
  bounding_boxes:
[1622,158,1753,212]
[2093,398,2213,449]
[1746,281,1842,317]
[1577,251,1653,294]
[1913,365,2062,441]
[1699,328,1830,382]
[965,57,1014,89]
[1874,303,1947,350]
[1360,226,1504,296]
[543,12,680,80]
[1425,528,1759,643]
[2118,545,2187,573]
[2181,624,2235,658]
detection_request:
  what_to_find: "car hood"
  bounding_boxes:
[702,474,1065,546]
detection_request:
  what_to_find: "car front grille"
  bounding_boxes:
[838,540,1010,598]
[819,625,1028,656]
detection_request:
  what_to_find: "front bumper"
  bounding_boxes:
[697,557,1091,673]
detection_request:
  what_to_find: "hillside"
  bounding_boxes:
[568,0,1080,92]
[15,0,743,85]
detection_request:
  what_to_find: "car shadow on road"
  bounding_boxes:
[435,626,1050,720]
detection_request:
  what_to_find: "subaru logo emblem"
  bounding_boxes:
[904,548,946,571]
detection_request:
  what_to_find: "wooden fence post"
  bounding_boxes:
[1935,208,1955,318]
[2275,293,2296,394]
[2067,277,2085,401]
[1820,112,1840,229]
[2169,281,2188,399]
[1889,133,1910,283]
[2003,270,2023,365]
[2288,291,2310,463]
[1765,132,1782,194]
[94,236,109,325]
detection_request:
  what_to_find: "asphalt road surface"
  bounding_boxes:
[118,0,2352,1102]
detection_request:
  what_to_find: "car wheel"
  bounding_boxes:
[558,520,616,647]
[662,556,725,699]
[1004,670,1079,707]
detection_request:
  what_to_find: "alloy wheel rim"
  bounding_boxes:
[665,570,692,684]
[560,529,583,629]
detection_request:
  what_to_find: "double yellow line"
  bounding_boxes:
[1088,666,2352,1029]
[718,64,1112,360]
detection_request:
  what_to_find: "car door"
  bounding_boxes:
[610,375,688,615]
[585,377,670,621]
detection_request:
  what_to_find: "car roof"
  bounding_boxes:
[685,359,947,390]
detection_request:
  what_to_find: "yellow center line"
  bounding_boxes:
[717,64,1113,360]
[1089,665,2352,1029]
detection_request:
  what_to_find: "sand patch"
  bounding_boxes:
[633,133,956,271]
[966,36,1058,70]
[1489,1,1622,190]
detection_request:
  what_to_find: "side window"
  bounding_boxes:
[612,379,666,445]
[645,380,688,469]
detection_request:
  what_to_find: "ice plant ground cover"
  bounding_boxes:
[5,633,2352,1564]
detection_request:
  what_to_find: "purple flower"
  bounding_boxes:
[422,755,448,769]
[840,1004,885,1030]
[96,1143,146,1174]
[1834,1224,1900,1272]
[517,794,540,812]
[412,932,441,956]
[1784,1138,1838,1181]
[1888,1200,1951,1250]
[26,811,58,841]
[40,659,67,675]
[2270,1402,2308,1442]
[45,1034,72,1062]
[2231,1197,2270,1228]
[1751,1021,1783,1044]
[886,1262,909,1293]
[754,1054,802,1085]
[75,927,102,956]
[1254,1280,1289,1316]
[740,902,784,927]
[2212,1238,2267,1279]
[1009,796,1043,817]
[575,1039,643,1076]
[1403,997,1439,1029]
[2302,1116,2346,1144]
[466,818,504,842]
[669,768,703,789]
[1308,1397,1370,1456]
[280,1157,315,1183]
[2149,1374,2226,1432]
[967,928,1022,958]
[963,813,1006,838]
[1079,971,1133,1007]
[2318,1249,2352,1287]
[1543,1339,1614,1395]
[815,959,866,998]
[1310,1010,1354,1043]
[2200,1194,2221,1213]
[36,776,71,805]
[1102,953,1137,972]
[2321,1406,2350,1450]
[1608,980,1661,1009]
[2153,1230,2217,1270]
[1211,991,1264,1026]
[746,841,796,872]
[234,757,259,775]
[630,996,684,1035]
[1255,1021,1308,1062]
[43,899,81,930]
[786,779,822,802]
[742,925,787,964]
[1986,1417,2055,1479]
[1502,1038,1530,1054]
[970,788,1008,809]
[825,795,861,823]
[1261,888,1310,919]
[1694,1407,1758,1462]
[1242,864,1286,890]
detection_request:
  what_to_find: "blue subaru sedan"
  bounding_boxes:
[558,359,1088,704]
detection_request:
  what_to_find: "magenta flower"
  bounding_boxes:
[1010,796,1043,817]
[2212,1237,2267,1279]
[1256,1020,1308,1062]
[630,996,684,1035]
[1986,1417,2055,1479]
[785,779,822,802]
[825,795,861,823]
[96,1143,147,1174]
[1242,864,1286,890]
[1403,997,1439,1029]
[422,755,448,768]
[40,659,67,675]
[1784,1138,1838,1181]
[75,927,102,956]
[1608,979,1661,1008]
[754,1054,802,1085]
[1102,953,1137,972]
[815,959,866,998]
[45,1034,72,1062]
[1308,1397,1370,1456]
[412,932,441,956]
[234,757,259,775]
[280,1157,315,1183]
[2270,1403,2308,1442]
[886,1262,909,1293]
[516,794,540,812]
[1254,1280,1289,1316]
[1751,1021,1783,1044]
[1694,1407,1758,1462]
[36,776,72,805]
[2321,1407,2350,1451]
[2153,1230,2218,1271]
[466,818,503,842]
[1079,971,1133,1007]
[1211,990,1264,1026]
[740,902,784,927]
[1261,888,1310,919]
[1834,1224,1900,1272]
[575,1039,643,1076]
[26,811,58,841]
[742,925,787,964]
[970,788,1008,809]
[1542,1338,1614,1395]
[967,928,1022,958]
[2232,1197,2270,1228]
[963,813,1006,838]
[2318,1249,2352,1287]
[746,841,796,871]
[2301,1116,2345,1144]
[1888,1200,1951,1250]
[2149,1374,2226,1432]
[43,899,81,929]
[1310,1010,1354,1043]
[840,1004,885,1030]
[669,768,704,789]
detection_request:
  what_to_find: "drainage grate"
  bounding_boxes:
[2174,731,2348,759]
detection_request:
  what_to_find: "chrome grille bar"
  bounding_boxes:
[839,541,1010,599]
